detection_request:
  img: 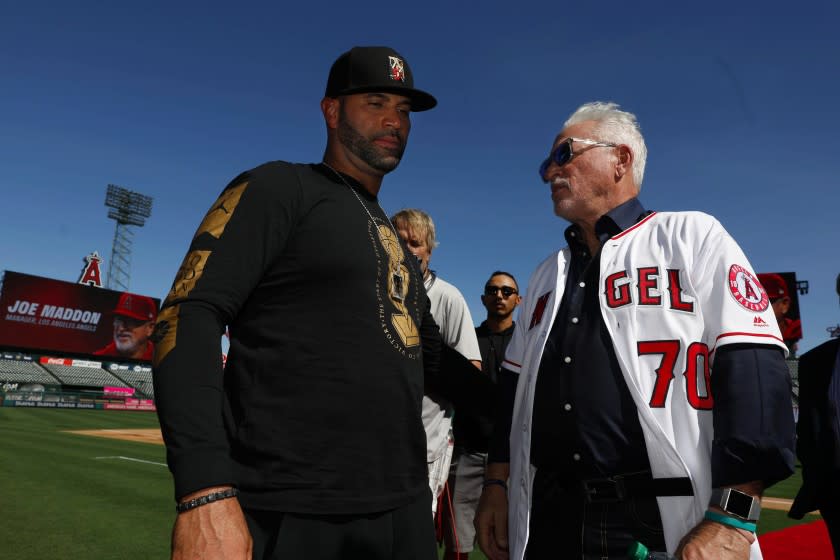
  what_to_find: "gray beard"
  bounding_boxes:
[115,337,141,356]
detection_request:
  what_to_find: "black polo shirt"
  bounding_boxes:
[530,198,651,478]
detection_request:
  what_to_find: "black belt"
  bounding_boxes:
[578,471,693,504]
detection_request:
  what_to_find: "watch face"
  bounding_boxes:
[725,489,754,517]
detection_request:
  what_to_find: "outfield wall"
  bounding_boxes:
[1,389,155,411]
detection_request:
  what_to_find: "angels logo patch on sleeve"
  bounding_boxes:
[529,291,552,330]
[728,264,769,312]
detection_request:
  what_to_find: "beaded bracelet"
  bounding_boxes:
[704,510,757,533]
[176,488,240,513]
[482,478,508,491]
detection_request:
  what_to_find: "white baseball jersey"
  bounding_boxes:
[423,274,481,462]
[503,211,786,559]
[422,274,481,510]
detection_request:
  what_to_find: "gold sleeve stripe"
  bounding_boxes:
[194,181,249,240]
[152,304,179,368]
[165,250,211,304]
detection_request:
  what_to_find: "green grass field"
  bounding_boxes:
[0,408,172,559]
[0,407,822,559]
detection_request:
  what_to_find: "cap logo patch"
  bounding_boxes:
[388,56,405,82]
[728,264,769,312]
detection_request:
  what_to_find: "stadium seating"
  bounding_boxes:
[0,359,60,385]
[40,362,129,388]
[113,368,155,398]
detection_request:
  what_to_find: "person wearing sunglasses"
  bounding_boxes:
[440,271,521,560]
[390,208,483,518]
[475,102,795,560]
[476,273,521,387]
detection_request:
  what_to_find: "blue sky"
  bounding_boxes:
[1,1,838,354]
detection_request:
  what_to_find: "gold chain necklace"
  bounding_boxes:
[321,162,407,302]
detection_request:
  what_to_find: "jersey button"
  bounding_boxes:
[571,317,579,324]
[579,281,585,288]
[564,403,572,411]
[563,356,572,364]
[572,453,581,461]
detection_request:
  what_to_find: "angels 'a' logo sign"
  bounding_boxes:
[78,251,103,287]
[388,56,405,83]
[728,264,769,312]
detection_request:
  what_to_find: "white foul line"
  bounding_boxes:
[95,455,167,467]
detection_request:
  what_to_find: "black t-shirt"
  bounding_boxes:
[453,321,516,452]
[153,162,440,514]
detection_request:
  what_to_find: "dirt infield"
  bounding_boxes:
[67,428,164,445]
[763,496,796,512]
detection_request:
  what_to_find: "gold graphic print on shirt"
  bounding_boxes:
[155,182,247,367]
[377,224,420,347]
[165,250,211,304]
[153,249,211,367]
[152,304,179,367]
[195,181,248,239]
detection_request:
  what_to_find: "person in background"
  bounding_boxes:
[391,208,482,516]
[789,273,840,559]
[442,271,521,560]
[757,272,803,357]
[93,292,157,361]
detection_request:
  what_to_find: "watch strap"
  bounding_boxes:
[704,510,757,532]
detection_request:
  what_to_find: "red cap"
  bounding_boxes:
[757,273,789,300]
[113,292,158,322]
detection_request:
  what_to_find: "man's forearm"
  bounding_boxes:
[485,462,510,482]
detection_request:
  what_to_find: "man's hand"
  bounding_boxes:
[675,518,753,560]
[171,487,252,560]
[474,484,509,560]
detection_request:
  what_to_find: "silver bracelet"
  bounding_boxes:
[176,488,239,513]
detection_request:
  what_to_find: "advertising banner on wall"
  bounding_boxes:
[0,271,160,363]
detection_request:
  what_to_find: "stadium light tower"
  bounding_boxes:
[104,184,153,291]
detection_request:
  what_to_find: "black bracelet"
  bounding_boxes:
[482,478,508,491]
[176,488,239,513]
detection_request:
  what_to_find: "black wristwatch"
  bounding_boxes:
[709,488,761,522]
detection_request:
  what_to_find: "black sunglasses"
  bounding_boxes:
[484,285,518,298]
[538,137,617,179]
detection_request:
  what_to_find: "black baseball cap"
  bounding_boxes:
[325,46,437,112]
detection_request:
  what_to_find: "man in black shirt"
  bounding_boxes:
[443,271,520,559]
[153,46,441,560]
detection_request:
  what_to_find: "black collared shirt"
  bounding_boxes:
[490,199,794,487]
[530,198,652,477]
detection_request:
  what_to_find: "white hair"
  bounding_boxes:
[563,101,647,189]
